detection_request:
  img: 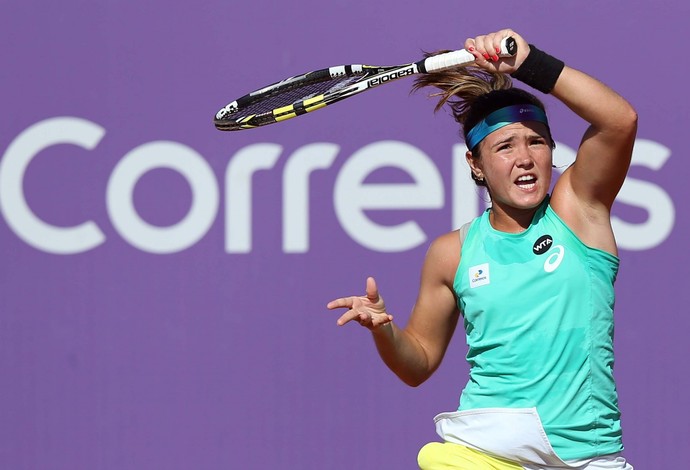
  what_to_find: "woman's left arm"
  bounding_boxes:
[551,66,638,211]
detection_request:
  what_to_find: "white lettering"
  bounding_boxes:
[611,139,675,250]
[107,141,218,254]
[225,143,282,253]
[333,141,444,252]
[283,143,339,253]
[0,117,106,254]
[0,118,678,255]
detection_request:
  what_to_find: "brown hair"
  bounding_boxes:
[413,59,552,186]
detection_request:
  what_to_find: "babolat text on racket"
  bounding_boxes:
[214,37,517,131]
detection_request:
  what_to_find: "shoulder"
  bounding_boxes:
[421,229,464,284]
[429,229,462,252]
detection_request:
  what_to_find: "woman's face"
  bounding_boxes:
[467,121,553,212]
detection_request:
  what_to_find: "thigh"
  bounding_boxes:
[418,442,524,470]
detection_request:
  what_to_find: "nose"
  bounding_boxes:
[515,144,535,168]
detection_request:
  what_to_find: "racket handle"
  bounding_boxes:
[419,37,517,73]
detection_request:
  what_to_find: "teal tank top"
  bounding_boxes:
[454,198,623,460]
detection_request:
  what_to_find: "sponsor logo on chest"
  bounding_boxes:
[468,263,490,288]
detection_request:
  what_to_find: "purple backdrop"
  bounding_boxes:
[1,1,688,468]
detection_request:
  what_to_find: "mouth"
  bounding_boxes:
[515,174,537,191]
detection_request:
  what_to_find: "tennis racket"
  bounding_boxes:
[214,37,517,131]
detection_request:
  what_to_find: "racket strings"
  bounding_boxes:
[237,75,362,117]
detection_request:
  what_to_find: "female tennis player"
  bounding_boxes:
[327,28,637,469]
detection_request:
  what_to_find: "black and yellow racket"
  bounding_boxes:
[214,38,516,131]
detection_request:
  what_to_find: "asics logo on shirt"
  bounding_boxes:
[543,245,565,273]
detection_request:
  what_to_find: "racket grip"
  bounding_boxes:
[420,37,517,73]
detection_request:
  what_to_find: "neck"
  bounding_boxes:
[488,202,541,233]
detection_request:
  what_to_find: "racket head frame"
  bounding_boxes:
[214,37,516,131]
[214,63,411,131]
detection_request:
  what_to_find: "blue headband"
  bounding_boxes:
[465,104,549,150]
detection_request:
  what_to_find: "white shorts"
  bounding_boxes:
[433,407,633,469]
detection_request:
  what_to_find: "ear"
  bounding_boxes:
[466,150,484,181]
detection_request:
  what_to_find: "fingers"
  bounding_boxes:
[327,276,392,329]
[339,310,394,329]
[465,28,526,71]
[365,276,379,303]
[332,308,372,327]
[336,309,361,327]
[326,277,393,330]
[326,276,379,310]
[326,296,360,326]
[466,35,495,62]
[326,297,352,310]
[374,313,394,328]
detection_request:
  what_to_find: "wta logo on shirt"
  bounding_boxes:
[532,234,565,273]
[533,235,553,255]
[469,263,490,288]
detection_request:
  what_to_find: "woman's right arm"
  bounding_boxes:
[327,231,462,387]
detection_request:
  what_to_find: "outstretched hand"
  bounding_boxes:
[326,277,393,330]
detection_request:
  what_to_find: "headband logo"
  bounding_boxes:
[466,104,549,150]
